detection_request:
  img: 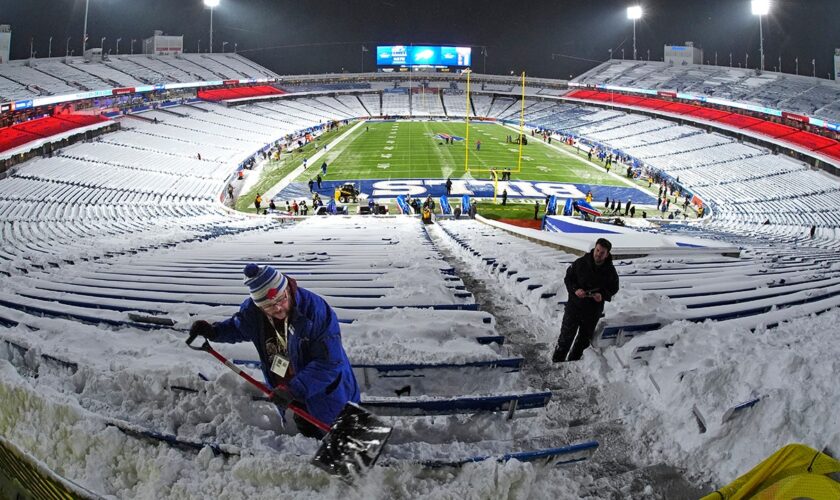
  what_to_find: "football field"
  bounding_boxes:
[294,121,624,186]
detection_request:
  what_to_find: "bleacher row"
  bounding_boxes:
[197,85,285,102]
[522,101,840,239]
[566,89,840,163]
[575,59,840,123]
[0,114,111,153]
[0,216,554,407]
[3,84,839,269]
[0,53,279,101]
[0,98,328,266]
[433,220,840,349]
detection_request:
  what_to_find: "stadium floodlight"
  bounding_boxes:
[627,6,643,61]
[751,0,770,71]
[204,0,220,53]
[751,0,770,15]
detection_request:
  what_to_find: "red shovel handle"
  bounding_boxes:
[186,334,330,433]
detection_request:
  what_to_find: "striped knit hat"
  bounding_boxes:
[243,263,288,307]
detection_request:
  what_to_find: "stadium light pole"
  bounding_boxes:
[222,41,228,53]
[627,5,642,61]
[48,36,53,58]
[204,0,220,54]
[65,37,71,57]
[751,0,770,72]
[82,0,90,53]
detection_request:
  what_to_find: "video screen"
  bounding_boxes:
[377,46,471,67]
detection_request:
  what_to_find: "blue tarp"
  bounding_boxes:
[440,195,452,215]
[396,195,411,214]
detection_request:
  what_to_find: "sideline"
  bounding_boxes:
[502,123,640,190]
[262,120,367,201]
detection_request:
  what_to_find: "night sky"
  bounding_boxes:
[1,0,838,80]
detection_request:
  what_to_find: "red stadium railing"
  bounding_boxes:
[566,89,840,163]
[197,85,285,102]
[0,114,111,153]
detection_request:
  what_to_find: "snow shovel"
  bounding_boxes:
[186,333,392,480]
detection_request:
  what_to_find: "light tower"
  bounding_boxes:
[627,5,643,61]
[204,0,220,54]
[82,0,90,53]
[751,0,770,72]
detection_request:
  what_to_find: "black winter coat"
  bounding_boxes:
[564,250,620,312]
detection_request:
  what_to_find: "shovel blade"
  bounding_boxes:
[311,402,392,479]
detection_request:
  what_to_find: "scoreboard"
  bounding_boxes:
[377,46,471,69]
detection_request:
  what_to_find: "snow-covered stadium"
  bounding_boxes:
[2,3,840,498]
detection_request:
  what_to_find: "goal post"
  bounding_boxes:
[463,71,527,183]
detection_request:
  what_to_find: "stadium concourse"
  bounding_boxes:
[0,53,839,499]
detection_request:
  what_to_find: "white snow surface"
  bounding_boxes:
[1,213,838,498]
[1,102,839,497]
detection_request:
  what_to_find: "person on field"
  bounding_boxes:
[552,238,620,362]
[188,264,360,438]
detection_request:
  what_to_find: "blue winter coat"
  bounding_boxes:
[211,279,360,426]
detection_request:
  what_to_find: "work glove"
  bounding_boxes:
[269,387,294,407]
[189,320,216,341]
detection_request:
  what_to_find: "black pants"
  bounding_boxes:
[553,305,600,362]
[294,412,326,439]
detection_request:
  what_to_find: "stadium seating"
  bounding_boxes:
[0,54,281,100]
[435,219,840,347]
[0,114,111,153]
[197,85,284,101]
[565,89,840,162]
[382,92,410,116]
[442,91,470,117]
[574,59,840,122]
[358,93,381,116]
[411,90,445,116]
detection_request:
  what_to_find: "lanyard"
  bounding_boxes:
[272,318,288,354]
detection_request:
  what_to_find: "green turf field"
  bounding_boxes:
[294,121,624,185]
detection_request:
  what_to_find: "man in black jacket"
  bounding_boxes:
[552,238,620,362]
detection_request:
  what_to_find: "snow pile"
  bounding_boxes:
[589,310,840,485]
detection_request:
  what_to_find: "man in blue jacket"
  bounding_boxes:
[189,263,360,438]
